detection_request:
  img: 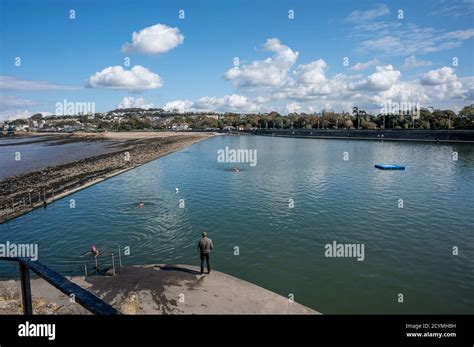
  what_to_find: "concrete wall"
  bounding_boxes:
[251,129,474,142]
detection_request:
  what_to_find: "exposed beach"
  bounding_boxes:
[0,132,214,223]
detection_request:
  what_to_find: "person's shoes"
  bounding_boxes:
[199,272,203,275]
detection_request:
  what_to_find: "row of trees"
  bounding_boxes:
[169,105,474,130]
[8,105,474,131]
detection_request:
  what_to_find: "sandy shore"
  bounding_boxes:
[0,132,214,223]
[73,131,204,140]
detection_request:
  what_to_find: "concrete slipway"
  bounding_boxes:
[0,264,319,314]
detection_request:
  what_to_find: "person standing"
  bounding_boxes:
[198,232,214,274]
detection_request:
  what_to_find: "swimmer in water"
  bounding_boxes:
[137,201,145,208]
[90,245,100,257]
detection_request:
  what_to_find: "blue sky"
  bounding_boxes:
[1,0,473,119]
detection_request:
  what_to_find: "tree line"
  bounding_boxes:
[6,104,474,131]
[170,104,474,130]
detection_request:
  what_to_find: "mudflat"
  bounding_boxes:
[0,132,214,223]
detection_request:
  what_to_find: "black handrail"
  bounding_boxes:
[0,257,120,315]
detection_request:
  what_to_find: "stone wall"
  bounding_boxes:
[252,129,474,142]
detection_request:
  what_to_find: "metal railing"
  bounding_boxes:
[0,257,120,315]
[1,185,76,223]
[81,246,123,277]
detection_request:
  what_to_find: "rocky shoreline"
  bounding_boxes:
[0,133,212,223]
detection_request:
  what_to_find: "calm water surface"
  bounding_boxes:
[1,135,473,313]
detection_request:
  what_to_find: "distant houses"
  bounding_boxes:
[171,123,190,131]
[15,124,29,133]
[205,114,220,120]
[1,104,472,134]
[0,125,16,136]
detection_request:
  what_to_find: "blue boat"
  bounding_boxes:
[375,164,405,170]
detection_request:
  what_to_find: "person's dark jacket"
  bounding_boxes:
[198,237,214,254]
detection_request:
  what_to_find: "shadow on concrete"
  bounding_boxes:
[156,264,201,275]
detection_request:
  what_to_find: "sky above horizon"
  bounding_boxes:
[0,0,473,120]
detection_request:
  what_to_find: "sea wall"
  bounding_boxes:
[0,133,212,223]
[251,129,474,142]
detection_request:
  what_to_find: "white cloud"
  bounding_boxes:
[372,81,430,106]
[286,103,302,113]
[421,66,457,85]
[161,37,472,116]
[370,67,469,107]
[419,67,467,100]
[294,59,328,84]
[353,21,401,33]
[276,60,341,99]
[221,38,473,113]
[0,96,52,121]
[224,38,298,87]
[346,4,390,23]
[349,65,401,91]
[86,65,163,91]
[0,96,43,110]
[440,29,474,40]
[255,96,269,103]
[460,76,474,100]
[0,76,78,91]
[163,94,260,113]
[118,96,153,109]
[429,1,474,18]
[194,94,260,112]
[357,25,474,55]
[402,55,433,69]
[349,59,380,71]
[162,99,194,113]
[121,24,184,55]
